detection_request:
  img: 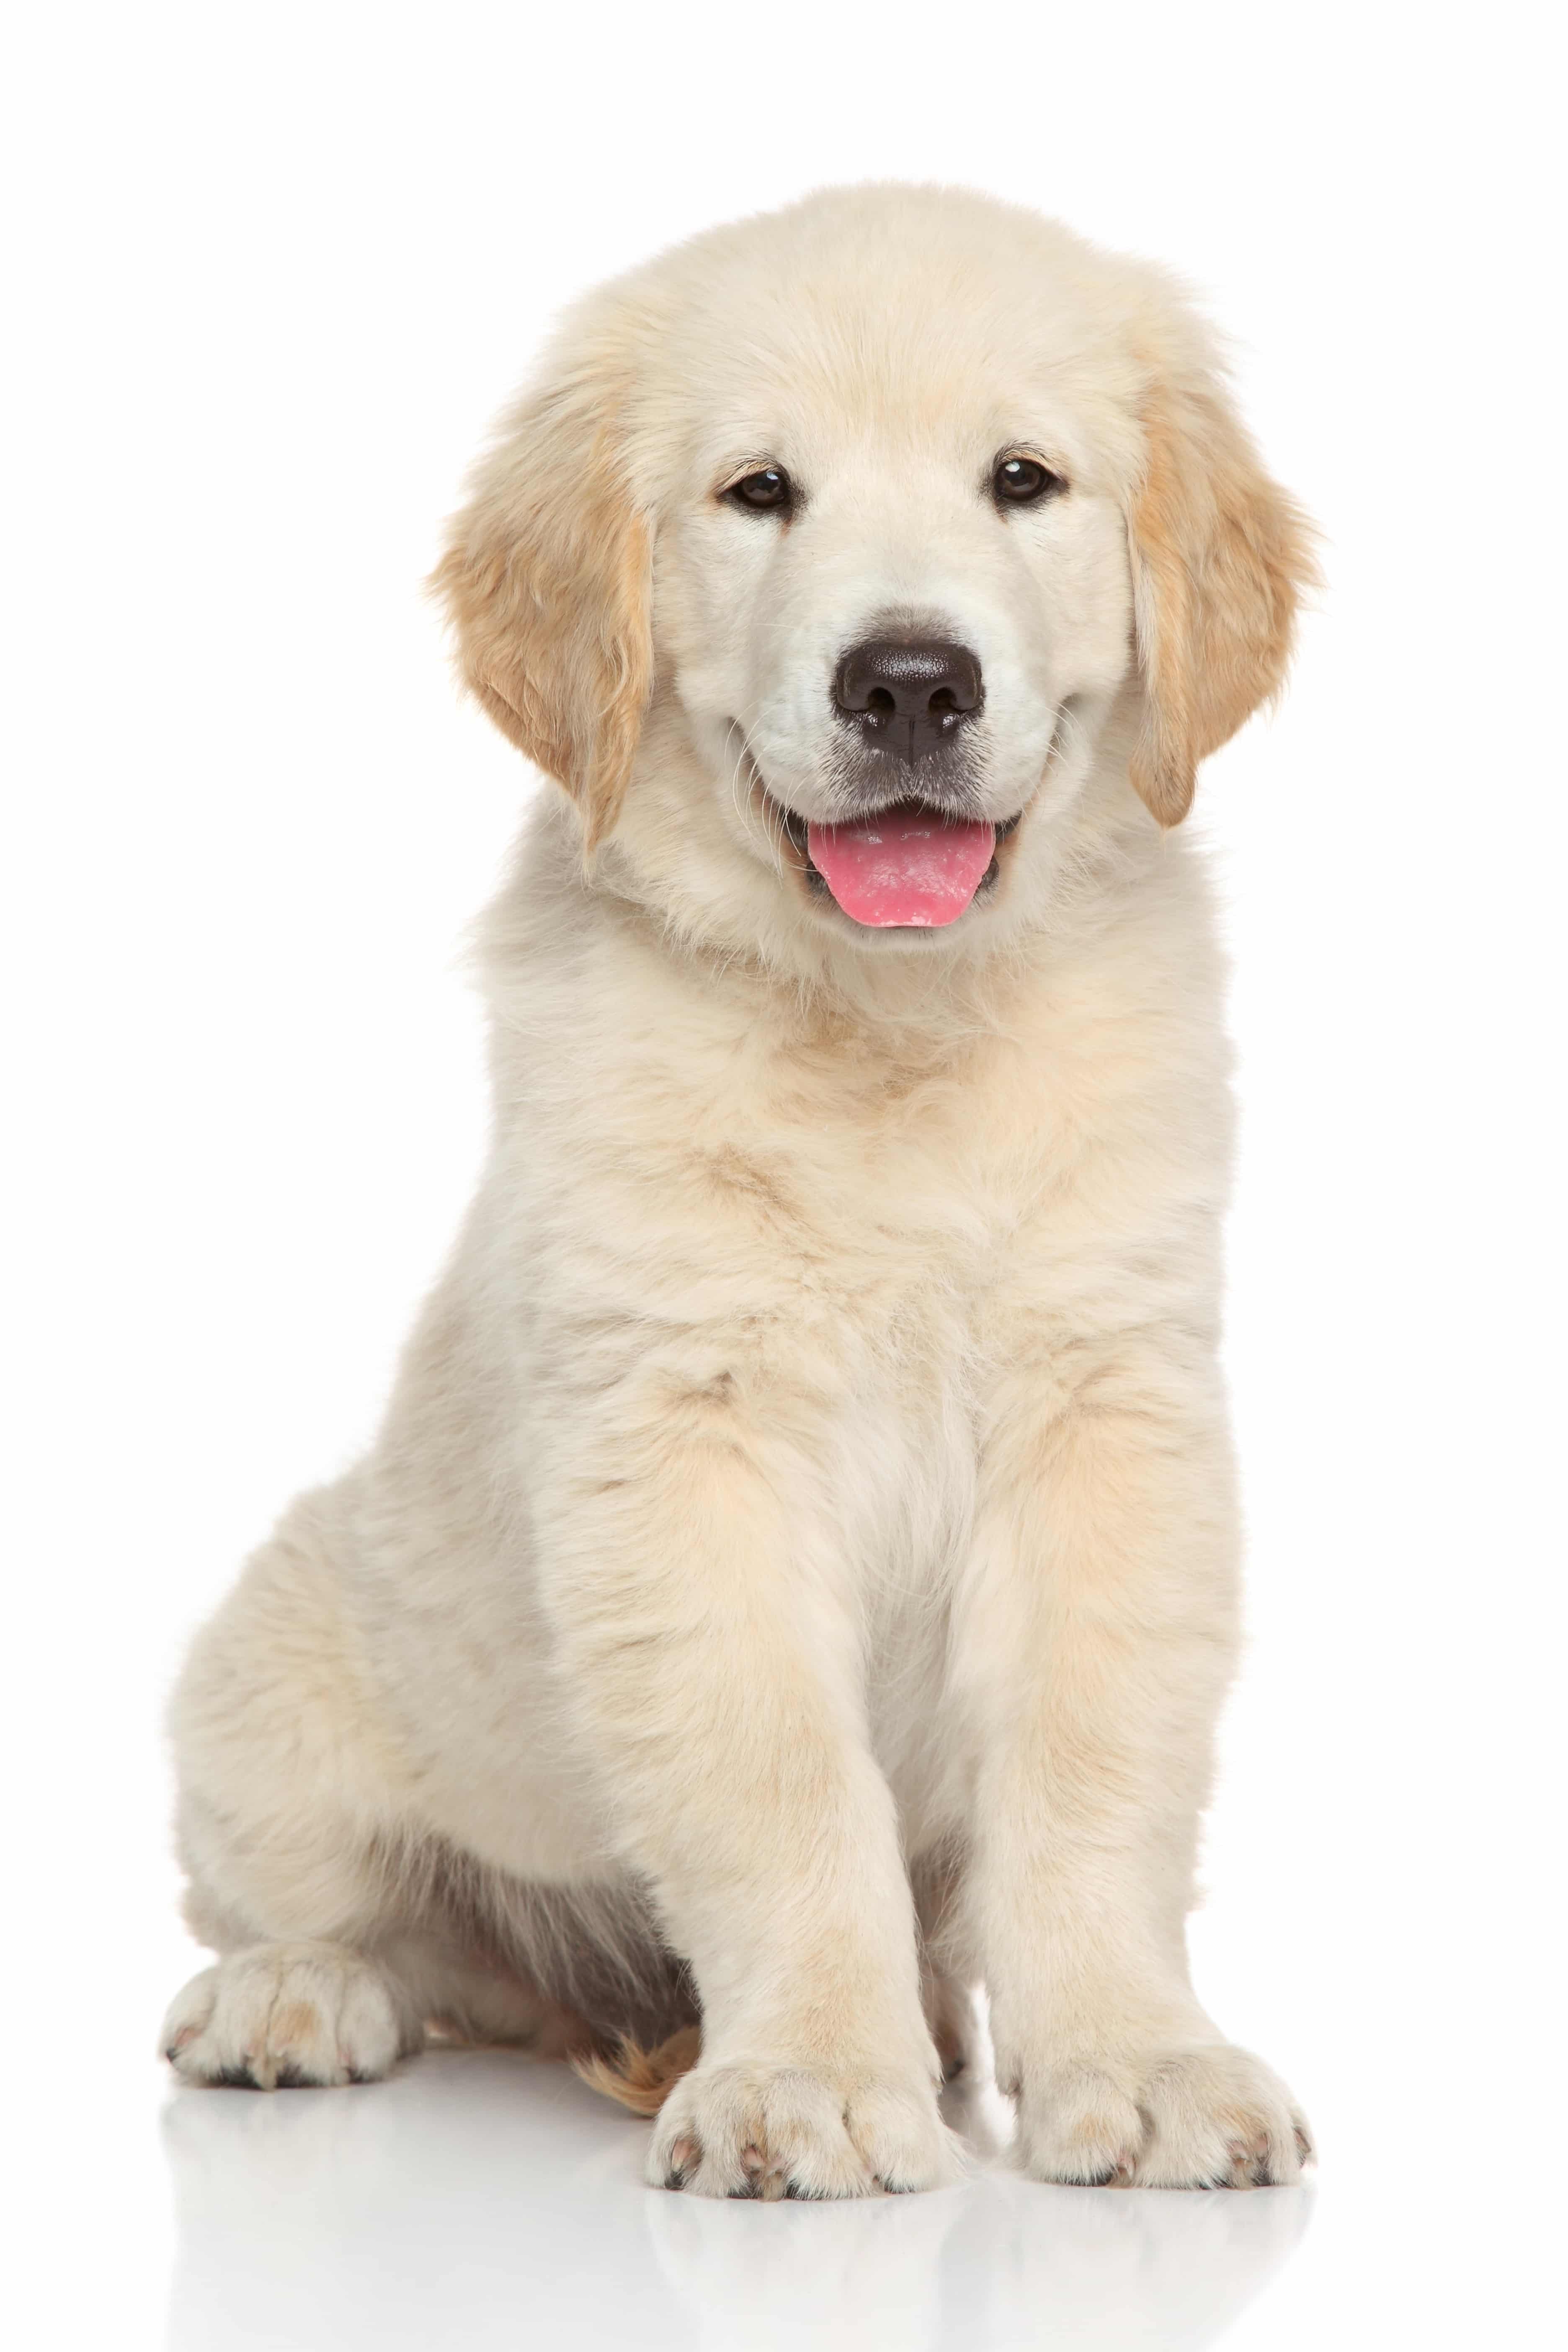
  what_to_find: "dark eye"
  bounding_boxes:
[725,466,793,516]
[993,456,1065,508]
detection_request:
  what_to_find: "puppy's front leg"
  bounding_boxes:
[957,1343,1310,2188]
[533,1379,951,2198]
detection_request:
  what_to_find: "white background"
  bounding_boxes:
[5,3,1563,2344]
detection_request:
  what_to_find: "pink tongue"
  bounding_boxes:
[806,808,997,927]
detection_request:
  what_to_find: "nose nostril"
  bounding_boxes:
[832,638,984,750]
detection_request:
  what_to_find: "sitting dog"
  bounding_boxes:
[162,183,1315,2200]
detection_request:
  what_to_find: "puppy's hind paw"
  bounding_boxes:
[161,1942,419,2090]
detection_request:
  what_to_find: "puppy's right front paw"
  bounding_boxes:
[648,2059,956,2200]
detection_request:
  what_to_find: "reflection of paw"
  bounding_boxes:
[1017,2044,1311,2189]
[647,2061,957,2200]
[161,1943,419,2089]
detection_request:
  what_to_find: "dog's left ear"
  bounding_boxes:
[1127,371,1316,826]
[431,376,652,852]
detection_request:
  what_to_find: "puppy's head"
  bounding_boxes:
[435,187,1313,959]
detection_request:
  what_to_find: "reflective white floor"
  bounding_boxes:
[162,2050,1313,2352]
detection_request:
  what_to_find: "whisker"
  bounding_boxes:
[728,723,810,879]
[724,721,787,878]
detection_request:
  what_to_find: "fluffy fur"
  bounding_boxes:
[162,184,1315,2200]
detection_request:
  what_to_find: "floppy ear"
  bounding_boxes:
[431,380,653,851]
[1127,373,1316,826]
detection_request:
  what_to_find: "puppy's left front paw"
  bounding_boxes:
[1016,2042,1312,2189]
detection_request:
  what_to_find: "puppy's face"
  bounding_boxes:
[652,312,1135,944]
[438,188,1313,967]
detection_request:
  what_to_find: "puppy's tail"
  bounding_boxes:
[572,2024,701,2117]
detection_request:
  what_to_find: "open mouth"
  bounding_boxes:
[772,796,1022,928]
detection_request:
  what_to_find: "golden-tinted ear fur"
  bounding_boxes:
[431,382,652,851]
[1127,374,1316,826]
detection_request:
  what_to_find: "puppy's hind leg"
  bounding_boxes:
[162,1484,435,2090]
[162,1920,603,2090]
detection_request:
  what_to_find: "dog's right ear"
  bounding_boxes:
[431,376,653,851]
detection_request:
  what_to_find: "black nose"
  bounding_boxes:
[832,638,984,759]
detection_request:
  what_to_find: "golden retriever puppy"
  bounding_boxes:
[162,183,1315,2199]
